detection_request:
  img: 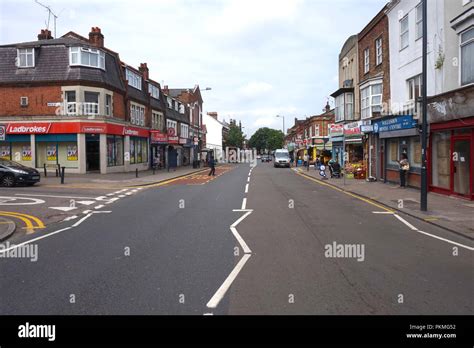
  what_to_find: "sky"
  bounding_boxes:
[0,0,387,137]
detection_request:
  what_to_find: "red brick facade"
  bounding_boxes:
[0,86,62,116]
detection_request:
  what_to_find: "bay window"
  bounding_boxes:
[361,83,382,119]
[69,47,105,69]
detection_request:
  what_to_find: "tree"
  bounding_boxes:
[225,123,245,148]
[249,127,284,153]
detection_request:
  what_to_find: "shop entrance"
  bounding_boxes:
[452,138,471,197]
[86,134,100,172]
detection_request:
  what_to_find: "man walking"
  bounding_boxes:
[208,153,216,176]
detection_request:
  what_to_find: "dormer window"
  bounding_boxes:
[17,48,35,68]
[126,69,142,90]
[167,97,173,109]
[148,84,160,99]
[69,47,105,70]
[175,101,179,112]
[179,104,185,114]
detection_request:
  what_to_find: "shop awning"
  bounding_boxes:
[344,137,363,144]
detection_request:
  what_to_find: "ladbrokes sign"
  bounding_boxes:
[7,123,52,134]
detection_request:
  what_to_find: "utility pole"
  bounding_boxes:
[420,0,428,211]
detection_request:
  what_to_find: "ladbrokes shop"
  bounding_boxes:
[0,121,150,174]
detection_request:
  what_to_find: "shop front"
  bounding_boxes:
[429,117,474,200]
[0,121,149,174]
[150,130,168,169]
[329,124,344,167]
[372,115,420,187]
[179,137,191,166]
[343,121,364,179]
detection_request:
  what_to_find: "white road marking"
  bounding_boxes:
[105,198,120,204]
[72,214,93,227]
[62,215,78,222]
[0,227,72,254]
[230,226,252,254]
[106,193,115,196]
[247,177,250,182]
[245,184,249,193]
[49,206,77,212]
[94,205,105,209]
[95,196,108,201]
[241,198,247,210]
[394,214,418,231]
[125,192,133,196]
[83,210,92,214]
[415,230,474,251]
[0,196,45,205]
[118,195,126,198]
[232,210,252,228]
[206,254,251,309]
[372,211,395,214]
[16,194,95,200]
[203,313,214,316]
[76,201,96,206]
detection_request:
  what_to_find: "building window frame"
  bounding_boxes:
[460,26,474,86]
[375,37,383,65]
[17,48,35,68]
[125,69,142,90]
[364,48,370,74]
[360,83,382,120]
[105,94,112,117]
[400,15,409,50]
[415,3,423,41]
[69,47,105,70]
[148,84,160,99]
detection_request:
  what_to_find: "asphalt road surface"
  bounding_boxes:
[1,163,472,315]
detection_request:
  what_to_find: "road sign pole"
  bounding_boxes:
[420,0,428,212]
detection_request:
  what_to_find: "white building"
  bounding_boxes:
[202,112,224,159]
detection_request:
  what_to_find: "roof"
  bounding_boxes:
[0,38,125,90]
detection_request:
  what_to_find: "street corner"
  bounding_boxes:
[0,216,16,241]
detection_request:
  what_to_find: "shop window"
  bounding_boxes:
[130,137,148,164]
[409,137,422,168]
[107,135,124,167]
[388,139,399,165]
[431,131,451,189]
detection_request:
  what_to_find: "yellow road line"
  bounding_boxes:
[296,172,394,213]
[0,211,45,229]
[0,212,35,233]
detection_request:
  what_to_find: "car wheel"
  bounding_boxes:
[1,174,16,187]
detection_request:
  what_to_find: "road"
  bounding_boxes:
[0,162,472,315]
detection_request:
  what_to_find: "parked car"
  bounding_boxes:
[274,149,291,168]
[0,160,41,187]
[261,155,272,162]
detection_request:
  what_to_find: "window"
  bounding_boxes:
[400,15,409,49]
[148,84,160,99]
[107,135,124,167]
[126,69,142,90]
[130,104,145,126]
[314,124,320,137]
[461,27,474,86]
[152,111,164,130]
[180,124,189,138]
[167,119,177,134]
[407,74,422,101]
[105,94,112,116]
[416,3,423,40]
[431,131,451,189]
[65,91,76,114]
[409,137,422,168]
[361,83,382,119]
[364,48,370,73]
[174,101,179,112]
[69,47,105,69]
[388,139,399,165]
[375,38,383,65]
[335,94,345,122]
[17,48,35,68]
[130,137,148,164]
[167,97,173,109]
[84,92,99,115]
[346,93,354,120]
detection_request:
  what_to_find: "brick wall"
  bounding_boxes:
[0,85,62,116]
[386,169,421,188]
[113,92,126,120]
[358,13,390,104]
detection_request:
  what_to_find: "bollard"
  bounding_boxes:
[43,163,47,177]
[136,168,138,178]
[60,167,65,184]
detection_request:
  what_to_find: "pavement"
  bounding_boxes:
[293,166,474,239]
[0,161,472,315]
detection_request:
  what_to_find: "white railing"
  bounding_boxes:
[65,102,99,116]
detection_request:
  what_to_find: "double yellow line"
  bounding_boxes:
[0,211,45,234]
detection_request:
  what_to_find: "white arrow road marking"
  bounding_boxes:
[206,254,251,309]
[76,201,96,206]
[49,207,77,212]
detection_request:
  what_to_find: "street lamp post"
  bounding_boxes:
[276,115,285,134]
[420,0,428,211]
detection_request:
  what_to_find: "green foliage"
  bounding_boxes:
[249,127,284,152]
[226,123,245,148]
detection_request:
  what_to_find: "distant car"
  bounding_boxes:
[261,155,272,162]
[274,149,291,168]
[0,160,41,187]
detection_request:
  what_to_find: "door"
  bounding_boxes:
[86,134,100,172]
[452,138,471,196]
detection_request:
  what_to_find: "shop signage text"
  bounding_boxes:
[329,124,344,137]
[151,131,168,144]
[7,123,52,134]
[373,115,417,134]
[344,121,362,136]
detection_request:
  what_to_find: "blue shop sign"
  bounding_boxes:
[373,115,417,134]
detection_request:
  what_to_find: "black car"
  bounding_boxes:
[261,155,272,162]
[0,160,41,187]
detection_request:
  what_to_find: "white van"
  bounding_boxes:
[274,149,290,168]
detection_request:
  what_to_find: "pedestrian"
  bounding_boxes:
[397,153,409,188]
[208,154,216,176]
[315,157,321,171]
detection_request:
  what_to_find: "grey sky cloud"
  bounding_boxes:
[0,0,387,136]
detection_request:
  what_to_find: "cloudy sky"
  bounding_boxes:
[0,0,387,137]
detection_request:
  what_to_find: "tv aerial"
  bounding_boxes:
[34,0,60,38]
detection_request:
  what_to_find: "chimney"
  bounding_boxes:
[207,112,218,119]
[89,27,104,48]
[139,63,149,81]
[325,101,331,113]
[163,85,169,94]
[37,29,53,40]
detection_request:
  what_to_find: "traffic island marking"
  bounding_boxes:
[0,211,45,235]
